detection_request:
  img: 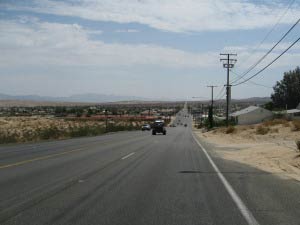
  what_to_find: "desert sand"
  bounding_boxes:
[194,121,300,181]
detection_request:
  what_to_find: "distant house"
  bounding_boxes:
[231,106,273,125]
[285,109,300,120]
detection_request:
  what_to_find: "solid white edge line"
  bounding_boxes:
[121,152,135,160]
[191,132,260,225]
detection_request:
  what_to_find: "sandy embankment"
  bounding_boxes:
[194,121,300,181]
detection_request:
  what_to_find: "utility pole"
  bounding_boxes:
[220,53,237,126]
[207,85,217,128]
[207,85,217,111]
[105,109,108,132]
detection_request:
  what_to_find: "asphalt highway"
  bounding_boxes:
[0,110,300,225]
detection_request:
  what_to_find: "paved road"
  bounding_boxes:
[0,111,300,225]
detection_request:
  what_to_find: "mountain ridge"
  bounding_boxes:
[0,93,150,103]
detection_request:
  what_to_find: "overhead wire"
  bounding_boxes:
[232,37,300,86]
[231,17,300,84]
[215,86,225,99]
[230,70,273,89]
[236,0,296,70]
[213,1,297,105]
[214,86,226,101]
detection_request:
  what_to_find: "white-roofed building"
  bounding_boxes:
[285,109,300,120]
[231,106,273,125]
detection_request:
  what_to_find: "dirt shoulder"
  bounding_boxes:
[194,120,300,181]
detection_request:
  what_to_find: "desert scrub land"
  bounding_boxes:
[0,116,146,144]
[195,119,300,181]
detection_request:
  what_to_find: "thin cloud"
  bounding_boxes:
[2,0,299,33]
[115,29,139,33]
[0,19,298,70]
[0,20,217,68]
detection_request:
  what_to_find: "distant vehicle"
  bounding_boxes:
[141,124,151,131]
[152,120,166,135]
[169,124,176,127]
[184,124,187,127]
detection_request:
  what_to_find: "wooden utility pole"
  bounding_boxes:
[207,85,217,128]
[220,53,237,126]
[207,85,217,111]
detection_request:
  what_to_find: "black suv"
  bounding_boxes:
[152,120,166,135]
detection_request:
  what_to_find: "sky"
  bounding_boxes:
[0,0,299,100]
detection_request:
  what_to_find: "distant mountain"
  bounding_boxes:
[65,93,150,102]
[214,97,271,104]
[0,93,150,103]
[0,93,271,105]
[232,97,271,103]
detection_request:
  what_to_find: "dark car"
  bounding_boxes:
[152,120,166,135]
[141,124,151,131]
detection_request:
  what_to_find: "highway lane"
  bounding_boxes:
[0,112,300,224]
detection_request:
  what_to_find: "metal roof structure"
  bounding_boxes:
[286,109,300,114]
[230,106,261,117]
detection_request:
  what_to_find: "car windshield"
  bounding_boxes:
[1,1,300,225]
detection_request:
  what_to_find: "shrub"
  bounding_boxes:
[291,120,300,131]
[40,127,63,140]
[69,125,105,137]
[0,133,18,144]
[270,128,279,133]
[249,125,255,129]
[225,126,236,134]
[296,140,300,152]
[0,119,147,145]
[263,119,289,127]
[195,124,202,129]
[256,125,270,135]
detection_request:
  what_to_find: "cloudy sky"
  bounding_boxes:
[0,0,299,100]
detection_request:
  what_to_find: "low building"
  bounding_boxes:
[231,106,273,125]
[285,109,300,120]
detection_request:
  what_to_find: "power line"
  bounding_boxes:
[237,0,296,69]
[215,86,225,99]
[231,18,300,84]
[232,37,300,86]
[215,91,226,101]
[214,89,226,102]
[230,70,273,89]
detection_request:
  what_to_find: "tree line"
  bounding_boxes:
[266,66,300,110]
